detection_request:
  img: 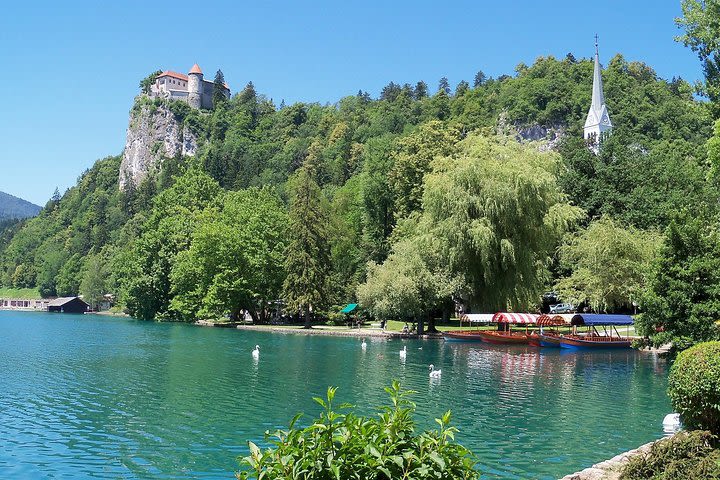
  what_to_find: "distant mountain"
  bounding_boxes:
[0,191,41,220]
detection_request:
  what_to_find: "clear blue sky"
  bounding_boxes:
[0,0,703,206]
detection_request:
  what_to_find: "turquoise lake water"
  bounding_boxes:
[0,311,670,479]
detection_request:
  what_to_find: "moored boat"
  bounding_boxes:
[558,314,634,350]
[444,312,538,344]
[528,314,569,347]
[481,313,539,345]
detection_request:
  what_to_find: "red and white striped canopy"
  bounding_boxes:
[491,312,539,324]
[537,314,568,326]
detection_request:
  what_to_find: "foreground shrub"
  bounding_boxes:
[235,381,478,480]
[668,341,720,433]
[620,430,720,479]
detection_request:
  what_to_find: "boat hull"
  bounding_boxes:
[476,331,530,345]
[538,333,562,348]
[444,330,530,344]
[558,335,632,349]
[443,331,486,342]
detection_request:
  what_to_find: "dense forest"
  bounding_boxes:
[3,28,720,344]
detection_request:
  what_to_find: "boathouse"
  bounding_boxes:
[47,297,89,314]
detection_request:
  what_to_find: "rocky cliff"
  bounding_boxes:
[119,100,198,190]
[496,112,566,152]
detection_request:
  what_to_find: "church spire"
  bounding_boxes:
[583,35,612,153]
[590,35,605,116]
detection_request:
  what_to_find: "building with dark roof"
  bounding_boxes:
[47,297,89,314]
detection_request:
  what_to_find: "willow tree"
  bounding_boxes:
[282,166,331,328]
[554,216,661,312]
[420,134,584,311]
[357,222,462,333]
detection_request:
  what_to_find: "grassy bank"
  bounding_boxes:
[0,287,42,299]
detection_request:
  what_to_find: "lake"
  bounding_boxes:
[0,311,670,479]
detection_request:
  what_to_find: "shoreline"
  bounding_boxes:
[234,324,440,339]
[559,439,659,480]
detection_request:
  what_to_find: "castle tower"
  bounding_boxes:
[187,64,203,109]
[583,36,612,153]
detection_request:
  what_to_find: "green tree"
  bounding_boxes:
[388,121,462,219]
[438,77,451,95]
[139,70,162,94]
[676,0,720,105]
[170,188,288,322]
[122,169,221,319]
[636,214,720,352]
[554,216,661,312]
[213,69,227,106]
[80,254,106,310]
[414,80,428,99]
[420,134,584,311]
[473,71,487,87]
[282,166,331,328]
[358,222,461,334]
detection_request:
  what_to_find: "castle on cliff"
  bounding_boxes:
[149,64,230,109]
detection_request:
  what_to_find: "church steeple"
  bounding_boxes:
[584,35,612,153]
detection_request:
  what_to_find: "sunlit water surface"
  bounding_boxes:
[0,312,670,479]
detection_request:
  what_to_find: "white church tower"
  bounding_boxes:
[584,36,612,153]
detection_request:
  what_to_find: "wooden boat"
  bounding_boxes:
[474,330,531,345]
[558,334,631,349]
[482,313,538,345]
[528,315,569,347]
[444,330,489,342]
[538,332,563,347]
[444,313,539,344]
[558,314,634,350]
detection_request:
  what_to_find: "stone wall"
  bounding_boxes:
[559,440,656,480]
[119,102,198,190]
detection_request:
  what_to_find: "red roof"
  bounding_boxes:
[157,71,188,82]
[189,64,202,74]
[492,312,539,324]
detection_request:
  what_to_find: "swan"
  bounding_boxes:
[428,364,442,378]
[399,346,407,359]
[252,345,260,358]
[361,339,367,349]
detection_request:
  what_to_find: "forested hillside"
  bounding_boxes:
[0,53,716,328]
[0,191,41,220]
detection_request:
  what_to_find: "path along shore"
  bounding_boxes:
[196,321,440,339]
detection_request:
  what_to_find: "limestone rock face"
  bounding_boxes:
[119,102,198,190]
[496,111,566,152]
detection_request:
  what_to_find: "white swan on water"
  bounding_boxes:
[428,364,442,378]
[361,339,367,349]
[252,345,260,359]
[399,346,407,359]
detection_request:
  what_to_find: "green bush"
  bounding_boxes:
[620,430,720,479]
[235,381,478,480]
[668,341,720,433]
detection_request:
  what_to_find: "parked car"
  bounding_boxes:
[550,303,575,314]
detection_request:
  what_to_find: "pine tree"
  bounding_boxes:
[438,77,451,95]
[455,80,469,96]
[213,69,227,107]
[414,81,428,99]
[282,165,331,328]
[473,71,486,87]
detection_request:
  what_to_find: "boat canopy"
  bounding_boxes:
[536,314,567,326]
[492,312,539,324]
[460,313,494,323]
[570,314,634,326]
